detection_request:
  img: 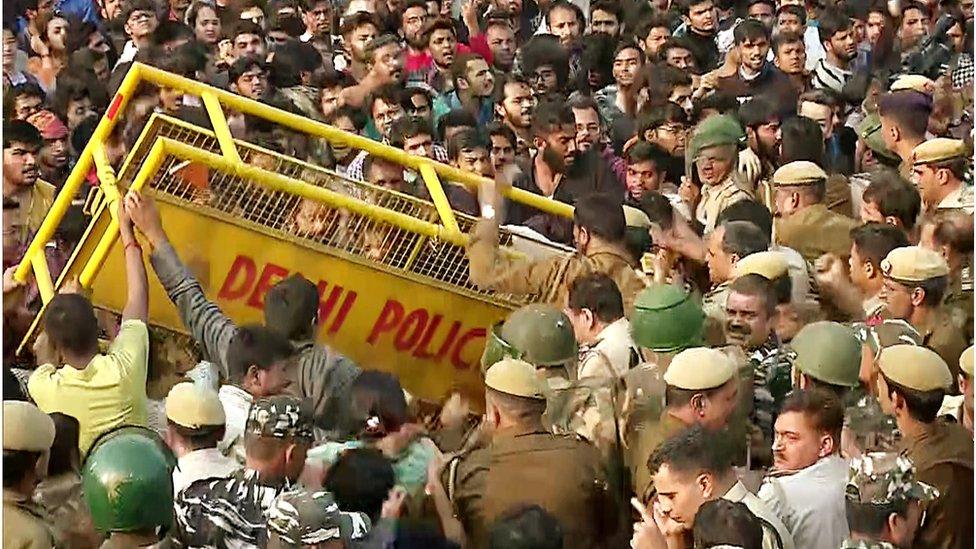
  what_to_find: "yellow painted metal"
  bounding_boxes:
[419,162,461,236]
[31,253,54,303]
[200,91,242,164]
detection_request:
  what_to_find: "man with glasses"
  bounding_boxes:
[114,0,158,70]
[229,56,270,101]
[638,102,689,183]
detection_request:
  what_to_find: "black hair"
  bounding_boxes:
[186,0,218,27]
[393,115,435,147]
[780,115,824,166]
[3,119,44,149]
[639,191,675,231]
[349,370,409,437]
[927,211,975,256]
[747,0,775,12]
[447,127,489,160]
[489,505,565,549]
[693,500,765,549]
[626,140,670,172]
[779,388,844,446]
[646,65,693,106]
[154,20,196,44]
[648,424,735,476]
[567,273,625,323]
[714,201,775,253]
[845,498,910,537]
[436,108,477,142]
[339,10,378,35]
[274,39,320,74]
[44,293,99,356]
[328,104,368,130]
[677,0,714,16]
[691,91,739,118]
[2,451,41,488]
[366,83,403,117]
[567,94,601,121]
[574,193,627,242]
[636,12,673,40]
[729,273,777,316]
[5,82,46,117]
[531,99,575,139]
[878,91,932,140]
[818,7,853,43]
[520,35,570,90]
[861,169,922,231]
[264,273,319,340]
[121,0,157,26]
[486,121,516,147]
[590,0,623,21]
[734,18,769,44]
[47,412,80,477]
[738,96,778,127]
[422,17,458,42]
[364,34,400,63]
[719,220,769,258]
[231,19,266,40]
[577,33,617,92]
[776,3,806,24]
[71,116,99,155]
[636,102,688,138]
[850,222,910,267]
[545,0,584,27]
[228,54,268,84]
[771,29,804,54]
[324,447,395,522]
[881,373,946,423]
[168,420,225,450]
[312,66,356,90]
[225,324,296,383]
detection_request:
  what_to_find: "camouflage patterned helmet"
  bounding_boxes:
[481,304,578,371]
[791,321,861,387]
[81,426,177,533]
[631,285,705,353]
[846,452,939,505]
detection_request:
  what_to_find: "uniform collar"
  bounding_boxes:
[584,239,635,266]
[3,488,28,504]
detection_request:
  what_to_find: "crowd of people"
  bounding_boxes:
[2,0,976,545]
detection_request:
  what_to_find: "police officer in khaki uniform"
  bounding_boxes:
[875,345,974,549]
[626,347,742,502]
[466,189,646,314]
[939,345,974,436]
[772,161,859,262]
[909,138,974,214]
[879,246,969,386]
[442,358,619,549]
[841,452,938,548]
[686,114,754,232]
[3,401,57,549]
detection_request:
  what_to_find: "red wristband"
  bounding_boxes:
[124,241,142,252]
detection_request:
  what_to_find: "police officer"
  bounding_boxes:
[909,138,973,214]
[175,395,316,547]
[441,358,619,549]
[3,401,57,549]
[163,382,239,495]
[685,114,753,232]
[772,160,859,262]
[481,303,578,382]
[875,345,974,549]
[790,320,861,399]
[82,426,178,548]
[939,345,974,435]
[842,452,938,548]
[626,347,742,501]
[879,246,969,383]
[266,489,371,548]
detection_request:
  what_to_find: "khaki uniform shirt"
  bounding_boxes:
[902,421,974,549]
[943,275,974,346]
[774,204,858,263]
[466,219,646,313]
[936,186,974,214]
[33,472,98,549]
[3,489,55,549]
[702,281,731,346]
[915,307,969,388]
[444,426,618,549]
[696,177,753,233]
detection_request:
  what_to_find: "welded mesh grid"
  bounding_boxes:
[116,117,532,304]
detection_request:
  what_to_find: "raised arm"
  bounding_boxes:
[125,192,238,371]
[118,195,149,322]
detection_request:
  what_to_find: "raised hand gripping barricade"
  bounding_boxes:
[13,63,575,402]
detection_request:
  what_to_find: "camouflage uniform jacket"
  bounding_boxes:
[174,468,292,548]
[748,335,794,442]
[839,540,897,548]
[843,392,901,455]
[149,241,361,435]
[466,219,646,314]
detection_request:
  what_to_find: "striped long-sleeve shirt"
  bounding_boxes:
[811,58,852,95]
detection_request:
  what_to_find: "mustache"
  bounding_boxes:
[725,322,752,336]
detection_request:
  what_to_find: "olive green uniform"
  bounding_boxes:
[444,427,617,549]
[466,219,646,313]
[915,307,969,386]
[774,204,858,262]
[901,421,974,549]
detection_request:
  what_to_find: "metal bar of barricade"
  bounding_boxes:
[201,91,243,164]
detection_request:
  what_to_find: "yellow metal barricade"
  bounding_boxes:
[13,64,575,402]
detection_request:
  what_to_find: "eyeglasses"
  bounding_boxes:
[657,124,688,135]
[128,10,156,22]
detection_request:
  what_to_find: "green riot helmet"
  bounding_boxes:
[791,321,861,388]
[480,304,578,371]
[631,285,705,353]
[82,426,178,533]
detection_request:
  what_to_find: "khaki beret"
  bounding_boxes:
[890,74,935,96]
[664,347,734,390]
[623,205,651,228]
[3,401,56,452]
[878,345,952,391]
[911,138,966,166]
[961,346,974,378]
[166,382,226,429]
[772,161,828,187]
[880,246,950,283]
[733,250,789,280]
[485,358,546,399]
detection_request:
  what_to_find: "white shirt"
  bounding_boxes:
[804,25,825,72]
[578,318,639,379]
[217,384,253,455]
[758,455,850,549]
[723,480,796,549]
[172,447,240,495]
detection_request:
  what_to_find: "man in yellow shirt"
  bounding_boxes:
[28,193,150,454]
